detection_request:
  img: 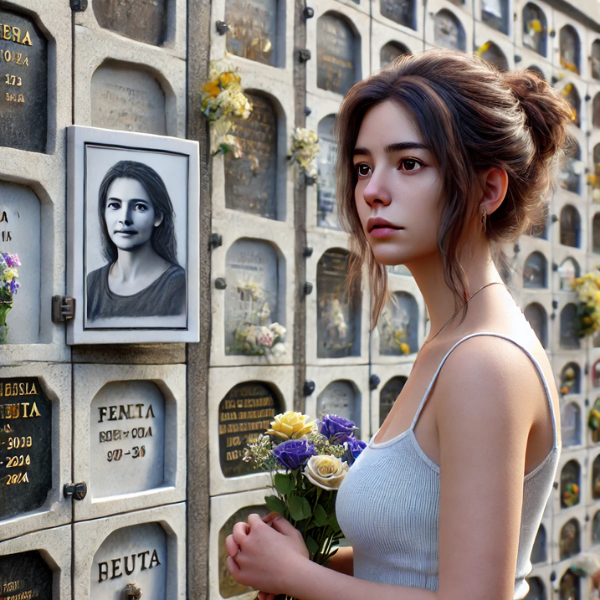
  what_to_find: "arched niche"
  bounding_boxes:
[225,92,279,219]
[593,40,600,80]
[523,3,547,57]
[559,570,580,600]
[380,0,415,30]
[219,505,271,597]
[434,9,466,51]
[558,257,580,291]
[593,454,600,499]
[317,115,340,230]
[317,13,359,96]
[560,363,580,395]
[524,577,546,600]
[526,65,545,80]
[594,94,600,129]
[593,362,600,387]
[593,511,600,544]
[524,303,547,348]
[225,0,278,66]
[559,519,581,561]
[479,41,509,71]
[530,524,547,564]
[559,142,582,195]
[592,397,600,443]
[379,376,407,427]
[560,303,580,350]
[523,251,547,288]
[317,380,360,429]
[561,402,581,447]
[218,382,282,477]
[380,41,411,68]
[224,239,282,355]
[593,214,600,253]
[560,459,581,508]
[560,205,581,247]
[317,249,361,358]
[0,552,53,598]
[561,83,580,127]
[560,25,581,74]
[481,0,508,34]
[378,292,419,356]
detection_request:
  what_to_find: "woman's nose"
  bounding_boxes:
[362,171,392,207]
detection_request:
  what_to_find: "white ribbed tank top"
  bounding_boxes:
[336,333,560,599]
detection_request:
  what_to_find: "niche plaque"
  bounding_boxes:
[0,551,53,600]
[92,522,167,598]
[317,380,358,425]
[434,10,465,51]
[0,378,52,522]
[317,115,340,230]
[380,42,409,68]
[378,292,419,356]
[90,381,165,499]
[380,0,414,28]
[0,7,47,153]
[219,382,279,477]
[380,376,406,427]
[317,14,356,96]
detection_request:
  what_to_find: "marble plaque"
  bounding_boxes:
[560,205,580,246]
[593,40,600,80]
[317,115,340,230]
[480,42,508,71]
[560,304,579,350]
[316,249,360,359]
[523,303,547,347]
[559,518,580,560]
[434,10,466,51]
[0,378,52,521]
[379,376,406,427]
[380,0,414,29]
[225,0,278,66]
[92,522,167,598]
[0,551,52,600]
[559,571,579,600]
[594,215,600,253]
[560,25,580,74]
[0,8,47,153]
[317,380,357,426]
[481,0,508,33]
[525,577,546,599]
[225,93,278,219]
[219,505,270,598]
[219,382,279,477]
[523,3,547,56]
[380,42,409,68]
[523,252,546,288]
[561,403,580,447]
[93,0,167,47]
[224,239,279,355]
[560,459,580,508]
[91,63,167,135]
[317,14,356,96]
[90,381,165,499]
[530,525,547,564]
[558,258,579,291]
[378,292,419,356]
[0,181,41,344]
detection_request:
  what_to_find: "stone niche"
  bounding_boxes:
[481,0,508,34]
[479,42,508,71]
[530,524,547,564]
[0,378,52,522]
[523,303,547,348]
[523,2,547,57]
[0,181,41,344]
[560,304,579,350]
[90,381,166,499]
[434,10,466,51]
[0,550,53,599]
[91,61,167,135]
[0,7,48,153]
[91,522,167,598]
[559,571,579,600]
[378,292,419,356]
[93,0,167,47]
[317,114,340,230]
[523,251,547,288]
[559,518,580,560]
[379,376,406,427]
[225,0,279,67]
[560,25,580,74]
[224,239,281,356]
[225,93,279,220]
[380,0,415,29]
[219,381,281,478]
[561,402,580,447]
[526,577,546,599]
[317,380,360,431]
[380,42,410,69]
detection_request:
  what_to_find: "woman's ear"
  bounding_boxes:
[477,167,508,216]
[154,213,164,227]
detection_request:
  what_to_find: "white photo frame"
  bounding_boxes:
[67,125,199,344]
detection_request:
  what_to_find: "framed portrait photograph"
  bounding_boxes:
[67,126,200,344]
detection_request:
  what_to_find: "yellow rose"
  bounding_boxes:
[304,455,349,491]
[202,78,221,98]
[266,411,315,441]
[400,342,410,355]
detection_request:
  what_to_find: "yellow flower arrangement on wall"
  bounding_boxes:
[572,270,600,337]
[290,127,319,180]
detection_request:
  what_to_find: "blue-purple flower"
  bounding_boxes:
[344,437,366,466]
[318,415,356,440]
[273,439,316,471]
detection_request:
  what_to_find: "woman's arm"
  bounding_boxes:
[323,545,353,576]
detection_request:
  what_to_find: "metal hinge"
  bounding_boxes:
[70,0,88,11]
[52,296,75,323]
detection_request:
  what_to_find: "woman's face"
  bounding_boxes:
[353,100,443,267]
[104,177,161,252]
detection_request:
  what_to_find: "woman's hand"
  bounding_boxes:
[225,512,310,596]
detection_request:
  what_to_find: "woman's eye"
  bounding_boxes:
[134,203,149,212]
[399,158,422,172]
[356,164,371,178]
[107,201,120,210]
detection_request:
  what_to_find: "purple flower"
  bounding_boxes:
[318,415,356,440]
[344,437,367,466]
[273,439,316,471]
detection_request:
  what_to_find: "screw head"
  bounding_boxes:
[304,6,315,18]
[369,374,381,390]
[216,20,229,35]
[299,49,312,63]
[303,381,316,396]
[215,277,227,290]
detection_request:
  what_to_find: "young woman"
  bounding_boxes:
[225,50,571,600]
[87,160,186,321]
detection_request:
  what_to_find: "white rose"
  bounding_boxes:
[304,455,349,491]
[270,342,286,357]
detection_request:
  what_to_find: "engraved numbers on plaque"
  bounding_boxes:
[90,381,165,499]
[0,551,53,600]
[219,382,280,477]
[91,62,167,135]
[317,115,340,230]
[92,523,166,598]
[0,7,47,153]
[317,14,357,96]
[0,378,52,522]
[225,93,279,219]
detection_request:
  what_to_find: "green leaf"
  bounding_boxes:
[289,495,312,521]
[306,536,319,555]
[264,495,285,515]
[313,504,328,527]
[326,511,341,534]
[274,473,295,495]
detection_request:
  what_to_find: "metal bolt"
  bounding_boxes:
[303,381,316,396]
[369,374,381,390]
[209,233,223,250]
[64,482,88,501]
[299,49,312,62]
[304,7,315,18]
[304,282,313,295]
[304,106,312,116]
[216,20,229,35]
[215,278,227,290]
[303,247,314,258]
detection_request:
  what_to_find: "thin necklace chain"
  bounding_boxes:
[422,281,507,349]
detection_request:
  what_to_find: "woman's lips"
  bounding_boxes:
[369,226,402,239]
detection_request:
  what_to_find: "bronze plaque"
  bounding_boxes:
[0,7,47,153]
[317,14,356,96]
[225,93,278,219]
[93,0,167,47]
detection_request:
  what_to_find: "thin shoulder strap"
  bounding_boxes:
[409,332,558,448]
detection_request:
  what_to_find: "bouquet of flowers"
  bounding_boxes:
[243,412,366,577]
[571,270,600,338]
[0,253,20,343]
[290,128,319,181]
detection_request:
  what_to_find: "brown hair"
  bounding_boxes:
[335,49,573,328]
